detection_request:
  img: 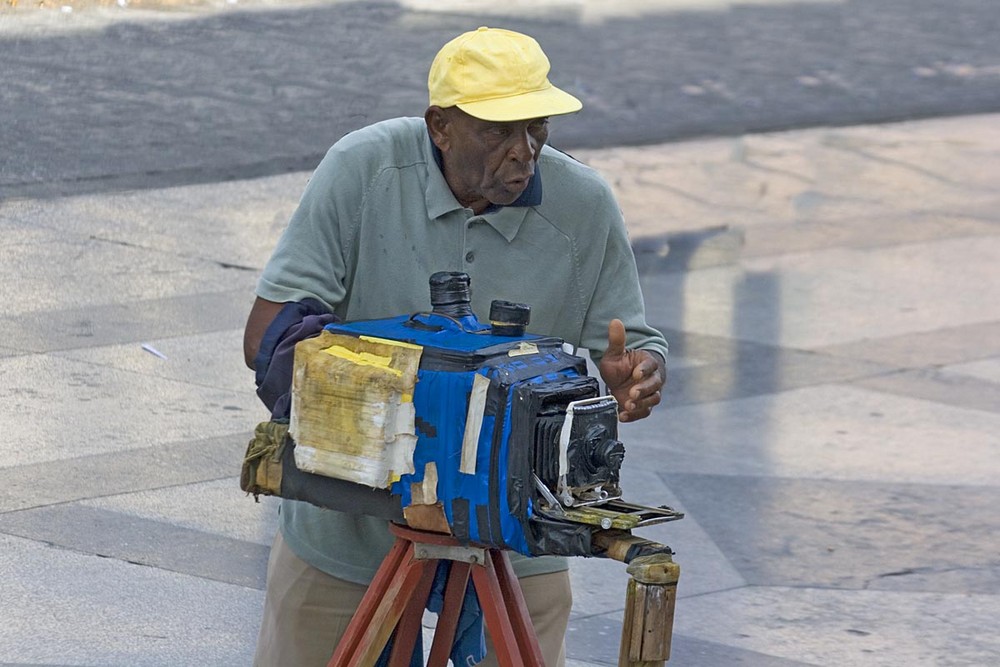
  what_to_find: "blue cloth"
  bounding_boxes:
[253,298,338,418]
[427,562,486,666]
[375,561,486,667]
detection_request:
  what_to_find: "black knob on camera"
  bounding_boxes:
[429,271,474,318]
[489,300,531,337]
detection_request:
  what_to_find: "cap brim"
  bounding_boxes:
[457,84,582,122]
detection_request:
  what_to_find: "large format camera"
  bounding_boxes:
[244,272,681,558]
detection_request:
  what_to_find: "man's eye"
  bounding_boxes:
[487,126,509,137]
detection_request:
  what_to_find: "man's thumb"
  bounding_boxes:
[605,319,627,358]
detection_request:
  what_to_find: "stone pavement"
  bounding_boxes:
[2,110,998,665]
[5,0,1000,199]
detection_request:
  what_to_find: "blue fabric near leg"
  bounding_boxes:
[376,561,486,666]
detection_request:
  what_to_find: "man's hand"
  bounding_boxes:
[598,319,666,423]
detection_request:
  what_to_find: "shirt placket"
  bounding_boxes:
[463,213,482,268]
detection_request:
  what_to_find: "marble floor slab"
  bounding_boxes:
[82,477,281,547]
[1,172,306,271]
[0,288,255,354]
[641,235,1000,350]
[567,615,817,667]
[0,230,255,318]
[0,353,259,466]
[0,533,261,667]
[54,329,260,394]
[942,356,1000,383]
[0,433,247,513]
[674,586,1000,667]
[663,473,1000,594]
[623,383,1000,485]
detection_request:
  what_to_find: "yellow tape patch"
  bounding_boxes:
[360,335,423,350]
[321,345,402,377]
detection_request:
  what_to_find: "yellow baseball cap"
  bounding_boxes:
[428,27,583,122]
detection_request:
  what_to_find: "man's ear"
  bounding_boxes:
[425,106,451,152]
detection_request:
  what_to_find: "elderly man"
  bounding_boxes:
[244,26,668,667]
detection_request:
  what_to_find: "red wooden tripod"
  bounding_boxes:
[327,523,545,667]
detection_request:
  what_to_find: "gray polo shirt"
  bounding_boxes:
[258,117,668,582]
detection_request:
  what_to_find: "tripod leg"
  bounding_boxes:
[471,553,544,667]
[426,561,472,667]
[350,550,429,667]
[328,538,416,667]
[491,550,546,667]
[388,561,437,667]
[617,554,679,666]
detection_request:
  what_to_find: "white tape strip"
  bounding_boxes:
[461,373,491,475]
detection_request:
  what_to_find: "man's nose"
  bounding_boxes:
[508,128,537,162]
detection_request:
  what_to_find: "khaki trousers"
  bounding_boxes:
[253,531,571,667]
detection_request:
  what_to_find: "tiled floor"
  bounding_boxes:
[1,109,997,665]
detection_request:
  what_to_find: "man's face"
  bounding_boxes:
[429,107,550,213]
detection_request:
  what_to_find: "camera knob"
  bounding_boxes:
[489,300,531,337]
[429,272,474,317]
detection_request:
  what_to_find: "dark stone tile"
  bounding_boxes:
[851,368,1000,415]
[655,328,747,366]
[652,324,1000,414]
[0,433,247,512]
[661,473,1000,594]
[740,213,1000,260]
[567,614,816,666]
[633,227,745,275]
[0,289,253,354]
[0,504,267,590]
[817,320,1000,369]
[653,328,891,407]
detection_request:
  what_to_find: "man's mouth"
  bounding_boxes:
[506,174,531,189]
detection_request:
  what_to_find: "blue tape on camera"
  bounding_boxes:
[324,312,586,555]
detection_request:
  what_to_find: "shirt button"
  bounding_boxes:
[465,251,475,263]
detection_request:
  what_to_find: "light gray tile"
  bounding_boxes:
[569,557,632,619]
[651,326,895,408]
[641,236,1000,350]
[614,466,746,599]
[0,433,249,513]
[0,504,269,589]
[82,477,280,547]
[55,328,254,394]
[674,586,1000,667]
[0,172,305,273]
[817,320,1000,368]
[0,233,256,318]
[0,353,265,468]
[0,288,256,354]
[0,533,262,666]
[850,367,1000,414]
[942,356,1000,383]
[567,614,817,666]
[633,226,745,274]
[625,384,1000,486]
[662,473,1000,594]
[740,212,1000,260]
[660,350,890,408]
